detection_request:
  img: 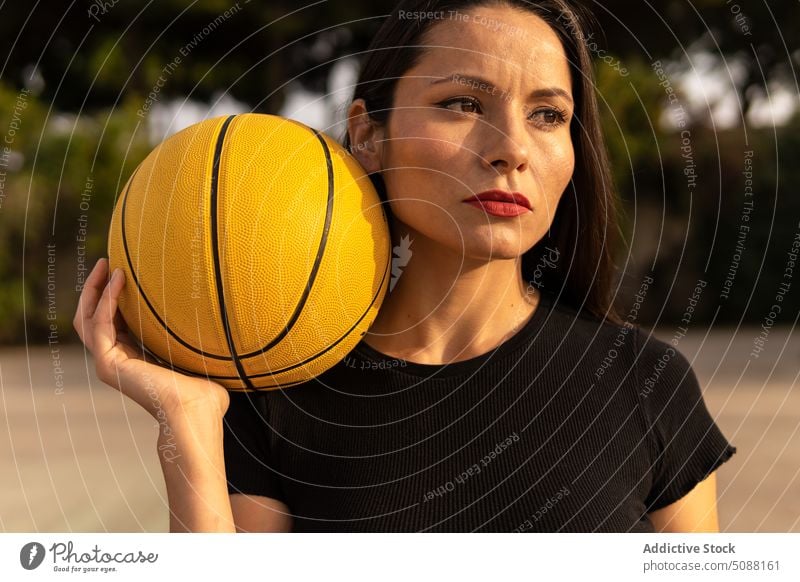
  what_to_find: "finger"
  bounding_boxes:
[73,259,109,345]
[117,336,146,361]
[92,267,126,359]
[112,307,129,334]
[112,307,136,339]
[112,309,144,357]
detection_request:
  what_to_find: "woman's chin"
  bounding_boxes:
[462,231,539,261]
[451,241,533,263]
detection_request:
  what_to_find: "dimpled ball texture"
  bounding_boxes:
[108,114,391,390]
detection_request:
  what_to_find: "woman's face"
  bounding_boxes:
[372,4,575,261]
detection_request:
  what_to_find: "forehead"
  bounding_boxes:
[415,5,571,85]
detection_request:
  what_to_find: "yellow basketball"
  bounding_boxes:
[107,113,391,391]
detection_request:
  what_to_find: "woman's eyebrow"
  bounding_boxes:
[429,73,573,105]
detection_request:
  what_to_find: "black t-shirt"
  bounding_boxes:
[223,289,736,532]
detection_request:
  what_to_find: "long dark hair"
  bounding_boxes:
[342,0,624,325]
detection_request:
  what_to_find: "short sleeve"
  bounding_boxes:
[223,391,287,503]
[635,331,737,512]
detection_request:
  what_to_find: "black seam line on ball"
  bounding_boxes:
[140,345,309,389]
[179,230,391,382]
[210,115,254,389]
[121,166,232,361]
[184,123,394,381]
[255,232,391,376]
[143,204,390,386]
[235,123,335,359]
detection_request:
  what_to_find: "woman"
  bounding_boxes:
[74,0,735,532]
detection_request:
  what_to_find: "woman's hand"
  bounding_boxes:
[73,258,230,421]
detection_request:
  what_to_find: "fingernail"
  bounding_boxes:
[111,268,121,282]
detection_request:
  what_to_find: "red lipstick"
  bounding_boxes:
[463,189,531,217]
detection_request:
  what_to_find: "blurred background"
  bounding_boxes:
[0,0,798,531]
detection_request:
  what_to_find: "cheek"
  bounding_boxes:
[379,121,469,237]
[383,112,467,181]
[526,138,573,224]
[542,138,574,194]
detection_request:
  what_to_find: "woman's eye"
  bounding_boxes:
[437,98,568,127]
[439,97,482,114]
[531,108,568,127]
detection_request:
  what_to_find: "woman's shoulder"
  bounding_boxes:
[540,291,698,383]
[629,325,696,383]
[540,290,639,346]
[545,292,680,347]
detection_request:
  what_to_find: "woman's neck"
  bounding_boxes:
[363,225,540,365]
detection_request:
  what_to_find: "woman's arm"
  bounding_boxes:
[74,259,236,532]
[159,401,237,532]
[648,472,721,532]
[229,494,293,532]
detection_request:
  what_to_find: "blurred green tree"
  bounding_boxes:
[0,0,796,342]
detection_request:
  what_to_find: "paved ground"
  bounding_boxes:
[1,326,797,532]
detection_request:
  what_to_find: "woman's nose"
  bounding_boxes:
[480,110,530,174]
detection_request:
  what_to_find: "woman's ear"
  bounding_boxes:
[346,98,384,175]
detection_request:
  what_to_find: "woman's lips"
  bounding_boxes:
[463,189,531,217]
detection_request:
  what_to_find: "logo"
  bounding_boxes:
[20,542,46,570]
[390,234,413,292]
